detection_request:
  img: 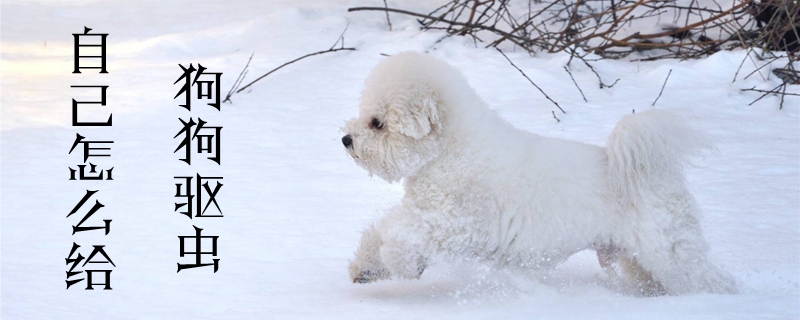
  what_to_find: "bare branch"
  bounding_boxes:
[652,69,673,106]
[564,66,588,102]
[383,0,393,31]
[223,53,254,103]
[235,24,356,95]
[496,47,566,114]
[236,47,355,94]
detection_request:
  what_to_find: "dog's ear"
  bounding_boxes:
[392,89,440,139]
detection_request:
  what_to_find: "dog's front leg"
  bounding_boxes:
[350,205,429,283]
[376,205,429,280]
[350,224,390,283]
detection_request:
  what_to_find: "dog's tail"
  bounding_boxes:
[605,109,709,208]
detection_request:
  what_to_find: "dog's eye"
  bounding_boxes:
[370,117,384,130]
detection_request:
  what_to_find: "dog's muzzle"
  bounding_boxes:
[342,134,353,148]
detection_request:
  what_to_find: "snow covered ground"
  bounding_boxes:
[2,0,798,319]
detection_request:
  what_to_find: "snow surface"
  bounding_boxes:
[1,0,799,319]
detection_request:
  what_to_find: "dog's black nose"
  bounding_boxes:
[342,135,353,148]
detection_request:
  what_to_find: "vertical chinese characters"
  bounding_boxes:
[66,27,115,290]
[173,64,224,273]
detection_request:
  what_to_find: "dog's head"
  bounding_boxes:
[342,52,447,182]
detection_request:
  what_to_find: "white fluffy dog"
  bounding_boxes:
[342,52,736,295]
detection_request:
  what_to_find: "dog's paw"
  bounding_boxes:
[349,258,390,284]
[351,269,390,284]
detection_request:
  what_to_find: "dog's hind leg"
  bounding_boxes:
[605,110,736,294]
[596,242,666,296]
[596,243,621,279]
[631,191,738,294]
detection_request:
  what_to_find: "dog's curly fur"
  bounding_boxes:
[342,52,736,295]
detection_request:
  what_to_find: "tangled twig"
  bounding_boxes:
[349,0,797,108]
